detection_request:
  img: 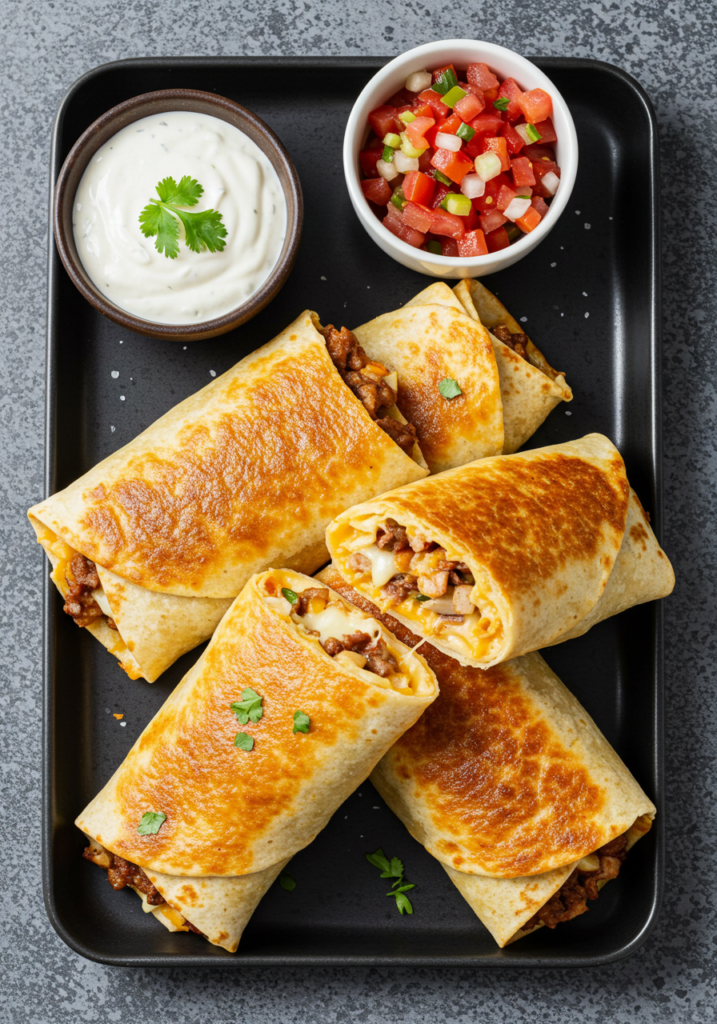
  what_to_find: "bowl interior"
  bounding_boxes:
[54,89,303,339]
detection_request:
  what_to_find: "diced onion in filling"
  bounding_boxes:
[91,588,113,618]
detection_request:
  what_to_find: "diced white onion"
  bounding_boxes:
[383,371,398,392]
[504,197,532,222]
[515,123,534,145]
[91,588,112,618]
[474,151,502,181]
[377,159,399,181]
[460,173,486,199]
[406,70,432,93]
[264,595,292,615]
[424,595,457,615]
[435,132,463,152]
[542,170,560,195]
[394,151,419,173]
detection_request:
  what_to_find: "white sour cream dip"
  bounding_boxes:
[72,111,287,325]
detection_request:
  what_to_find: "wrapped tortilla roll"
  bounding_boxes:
[452,278,572,453]
[326,434,674,668]
[351,302,504,473]
[318,566,656,947]
[77,568,438,951]
[29,311,428,682]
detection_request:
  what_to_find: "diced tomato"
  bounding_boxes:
[517,88,553,124]
[479,208,508,234]
[383,204,426,248]
[523,142,556,162]
[518,186,533,197]
[430,147,474,184]
[496,184,517,212]
[359,148,382,178]
[454,91,484,122]
[368,105,399,138]
[496,78,524,122]
[531,196,550,218]
[500,121,524,154]
[483,86,500,103]
[410,100,434,119]
[468,112,505,136]
[431,183,454,209]
[480,136,511,172]
[441,238,460,258]
[486,226,511,252]
[532,159,561,197]
[432,64,457,85]
[405,116,436,149]
[466,62,499,91]
[430,207,466,240]
[515,205,542,233]
[531,117,557,144]
[360,177,392,205]
[463,202,480,232]
[434,112,463,136]
[418,149,433,173]
[419,89,449,119]
[395,104,412,120]
[456,229,488,257]
[402,201,434,234]
[511,156,536,187]
[403,170,436,206]
[388,87,416,108]
[474,173,512,213]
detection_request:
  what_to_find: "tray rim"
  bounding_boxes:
[42,53,664,969]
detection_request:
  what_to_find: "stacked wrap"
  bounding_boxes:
[29,311,428,681]
[77,569,438,950]
[319,566,656,946]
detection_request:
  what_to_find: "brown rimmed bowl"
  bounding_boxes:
[53,88,303,341]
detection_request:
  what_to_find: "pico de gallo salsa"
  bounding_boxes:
[359,62,561,256]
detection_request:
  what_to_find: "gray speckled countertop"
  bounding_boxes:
[2,2,716,1021]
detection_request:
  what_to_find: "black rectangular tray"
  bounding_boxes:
[43,56,662,967]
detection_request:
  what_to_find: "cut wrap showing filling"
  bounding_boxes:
[518,814,653,938]
[490,321,565,383]
[263,572,432,695]
[82,839,204,935]
[331,516,504,663]
[320,324,419,458]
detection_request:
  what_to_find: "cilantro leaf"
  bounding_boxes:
[394,892,414,915]
[293,710,310,734]
[282,588,299,605]
[174,208,228,254]
[366,848,391,873]
[379,856,404,880]
[438,378,462,399]
[138,175,227,259]
[279,873,296,892]
[137,811,166,835]
[234,731,254,751]
[230,687,264,726]
[387,883,415,894]
[139,202,181,259]
[493,96,510,111]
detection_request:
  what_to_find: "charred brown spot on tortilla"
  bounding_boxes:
[522,832,630,932]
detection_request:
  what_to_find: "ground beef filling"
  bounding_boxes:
[63,553,117,629]
[491,321,531,361]
[292,587,399,678]
[352,518,478,618]
[522,833,630,932]
[320,324,418,456]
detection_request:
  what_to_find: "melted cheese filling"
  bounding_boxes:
[331,519,504,661]
[262,573,433,695]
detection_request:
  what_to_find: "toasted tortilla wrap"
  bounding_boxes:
[77,568,438,951]
[318,566,656,946]
[326,434,675,668]
[452,278,572,453]
[352,303,503,472]
[29,311,428,681]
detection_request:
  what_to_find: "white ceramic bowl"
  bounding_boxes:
[344,40,578,278]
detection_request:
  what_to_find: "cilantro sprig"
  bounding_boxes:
[438,378,462,399]
[231,688,264,726]
[293,710,310,734]
[139,175,227,259]
[366,848,416,915]
[137,811,166,835]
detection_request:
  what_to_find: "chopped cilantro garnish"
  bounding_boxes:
[367,847,416,915]
[438,378,462,399]
[293,710,310,734]
[432,68,459,96]
[234,731,254,751]
[281,587,298,605]
[279,873,296,892]
[137,811,166,835]
[230,688,263,726]
[493,96,510,111]
[394,892,414,915]
[139,175,227,259]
